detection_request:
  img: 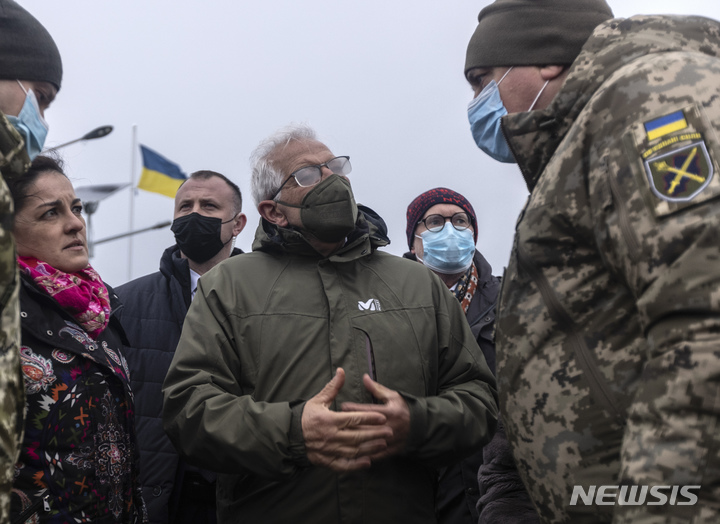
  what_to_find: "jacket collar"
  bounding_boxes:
[252,204,390,262]
[472,249,495,286]
[159,243,244,283]
[0,110,30,180]
[503,15,720,192]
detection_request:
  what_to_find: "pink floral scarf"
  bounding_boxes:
[18,256,111,339]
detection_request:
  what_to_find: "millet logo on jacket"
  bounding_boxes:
[358,299,381,311]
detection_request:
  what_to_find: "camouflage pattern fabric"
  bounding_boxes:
[496,15,720,524]
[0,111,28,524]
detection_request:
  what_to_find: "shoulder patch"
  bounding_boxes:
[643,138,713,202]
[625,104,720,217]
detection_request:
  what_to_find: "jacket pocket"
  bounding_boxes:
[516,241,625,426]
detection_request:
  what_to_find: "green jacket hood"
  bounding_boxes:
[251,204,390,260]
[503,15,720,191]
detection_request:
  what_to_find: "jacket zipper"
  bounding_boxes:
[364,334,376,381]
[494,269,507,347]
[12,494,50,524]
[516,242,624,424]
[605,162,641,263]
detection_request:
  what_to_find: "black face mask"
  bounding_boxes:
[171,212,234,264]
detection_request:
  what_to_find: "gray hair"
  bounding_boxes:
[250,123,318,206]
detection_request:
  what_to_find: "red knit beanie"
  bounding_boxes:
[406,187,478,250]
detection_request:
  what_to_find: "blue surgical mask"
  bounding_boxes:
[468,68,550,164]
[416,224,475,275]
[468,68,514,164]
[6,81,49,160]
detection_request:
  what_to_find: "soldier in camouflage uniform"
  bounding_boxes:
[0,1,62,522]
[464,0,720,522]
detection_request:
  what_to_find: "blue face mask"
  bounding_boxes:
[467,68,515,164]
[6,81,49,160]
[416,224,475,275]
[467,67,550,164]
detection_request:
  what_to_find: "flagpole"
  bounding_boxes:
[128,124,138,283]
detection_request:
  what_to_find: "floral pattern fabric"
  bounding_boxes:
[11,275,146,523]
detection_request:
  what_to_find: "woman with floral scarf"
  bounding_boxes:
[8,155,146,523]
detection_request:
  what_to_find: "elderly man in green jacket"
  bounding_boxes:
[162,123,498,524]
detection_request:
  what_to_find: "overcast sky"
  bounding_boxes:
[22,0,720,286]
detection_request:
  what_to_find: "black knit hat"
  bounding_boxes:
[0,0,62,91]
[406,187,478,250]
[465,0,613,75]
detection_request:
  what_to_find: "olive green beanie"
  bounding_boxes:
[465,0,613,75]
[0,0,62,91]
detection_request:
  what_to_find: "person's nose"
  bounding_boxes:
[65,213,85,234]
[320,165,335,180]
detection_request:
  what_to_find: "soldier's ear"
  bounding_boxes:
[539,65,565,81]
[258,200,288,227]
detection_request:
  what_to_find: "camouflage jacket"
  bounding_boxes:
[0,112,28,524]
[497,15,720,524]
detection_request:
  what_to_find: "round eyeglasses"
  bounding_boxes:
[271,156,351,200]
[417,212,471,233]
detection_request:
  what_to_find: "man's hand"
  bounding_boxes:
[341,374,411,460]
[302,368,392,472]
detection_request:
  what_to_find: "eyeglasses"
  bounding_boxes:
[271,156,351,200]
[417,212,471,233]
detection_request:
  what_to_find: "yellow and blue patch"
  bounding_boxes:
[644,141,713,202]
[644,110,688,141]
[628,104,720,216]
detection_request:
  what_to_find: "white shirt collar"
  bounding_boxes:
[190,268,201,301]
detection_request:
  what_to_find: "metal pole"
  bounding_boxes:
[87,212,94,258]
[94,220,171,246]
[44,125,113,152]
[47,136,84,150]
[127,124,138,282]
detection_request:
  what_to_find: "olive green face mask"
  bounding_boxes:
[277,174,358,242]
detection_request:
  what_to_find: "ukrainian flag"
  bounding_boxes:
[644,111,688,141]
[138,145,187,197]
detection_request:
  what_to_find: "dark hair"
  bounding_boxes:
[180,170,243,214]
[8,154,67,213]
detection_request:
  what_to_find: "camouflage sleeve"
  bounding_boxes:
[0,114,30,524]
[589,51,720,523]
[0,196,24,523]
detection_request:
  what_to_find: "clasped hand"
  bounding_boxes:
[301,368,410,472]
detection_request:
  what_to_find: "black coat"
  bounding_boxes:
[116,245,241,524]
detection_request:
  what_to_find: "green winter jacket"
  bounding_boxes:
[497,15,720,524]
[162,210,498,524]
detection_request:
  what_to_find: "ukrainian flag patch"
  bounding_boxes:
[644,110,688,141]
